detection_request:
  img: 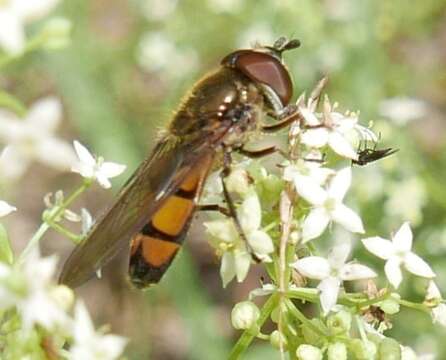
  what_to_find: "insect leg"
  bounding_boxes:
[221,151,261,262]
[262,110,303,133]
[237,145,288,159]
[197,204,231,217]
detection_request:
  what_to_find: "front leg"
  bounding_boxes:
[237,145,287,159]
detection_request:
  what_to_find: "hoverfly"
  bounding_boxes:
[59,37,302,289]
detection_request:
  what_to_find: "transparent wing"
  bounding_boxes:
[59,125,227,288]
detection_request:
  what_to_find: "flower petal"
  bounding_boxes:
[234,250,251,283]
[0,201,17,217]
[11,0,61,22]
[36,138,77,170]
[362,237,395,260]
[318,276,341,314]
[385,257,403,288]
[331,203,364,234]
[204,219,238,244]
[328,167,351,201]
[301,127,329,148]
[220,252,236,288]
[404,252,435,279]
[432,304,446,327]
[300,106,320,126]
[425,281,442,301]
[73,140,95,167]
[0,12,25,54]
[292,175,327,206]
[392,222,412,253]
[292,256,330,280]
[328,243,351,269]
[247,230,274,255]
[340,263,377,281]
[96,174,112,189]
[27,97,61,133]
[0,146,29,180]
[238,192,261,232]
[100,162,127,178]
[302,208,330,242]
[328,131,358,160]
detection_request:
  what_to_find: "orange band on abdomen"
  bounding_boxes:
[141,236,180,267]
[151,195,194,236]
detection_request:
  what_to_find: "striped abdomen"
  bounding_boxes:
[128,155,213,288]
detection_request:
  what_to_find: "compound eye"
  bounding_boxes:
[221,50,293,106]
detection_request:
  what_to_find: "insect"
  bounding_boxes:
[352,140,398,166]
[59,37,302,289]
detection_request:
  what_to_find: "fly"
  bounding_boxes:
[59,37,303,289]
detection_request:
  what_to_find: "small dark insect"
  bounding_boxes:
[352,141,398,166]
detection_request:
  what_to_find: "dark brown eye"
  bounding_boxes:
[221,50,293,106]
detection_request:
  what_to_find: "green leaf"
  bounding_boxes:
[0,224,14,264]
[0,91,27,117]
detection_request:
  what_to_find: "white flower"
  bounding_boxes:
[0,200,16,217]
[137,31,198,80]
[0,248,69,331]
[142,0,178,21]
[296,344,323,360]
[225,168,251,195]
[71,141,126,189]
[0,0,60,54]
[362,222,435,289]
[0,97,77,180]
[69,301,127,360]
[300,98,359,160]
[379,97,427,126]
[283,159,334,187]
[294,167,364,242]
[425,281,446,327]
[207,0,243,13]
[292,243,376,314]
[237,22,275,48]
[205,191,274,287]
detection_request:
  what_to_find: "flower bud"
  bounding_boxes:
[350,339,377,360]
[231,301,260,330]
[301,319,325,346]
[42,17,72,49]
[270,330,287,350]
[327,310,352,335]
[327,342,347,360]
[296,344,323,360]
[226,169,251,195]
[270,307,279,323]
[378,337,401,360]
[50,285,75,311]
[379,298,400,315]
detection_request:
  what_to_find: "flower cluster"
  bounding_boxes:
[0,135,127,357]
[206,81,441,359]
[0,247,127,359]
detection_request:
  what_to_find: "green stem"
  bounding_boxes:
[46,221,82,243]
[285,298,328,336]
[286,288,320,303]
[228,294,279,360]
[18,181,91,263]
[398,299,430,313]
[355,315,367,341]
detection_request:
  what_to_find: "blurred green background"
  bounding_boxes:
[2,0,446,358]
